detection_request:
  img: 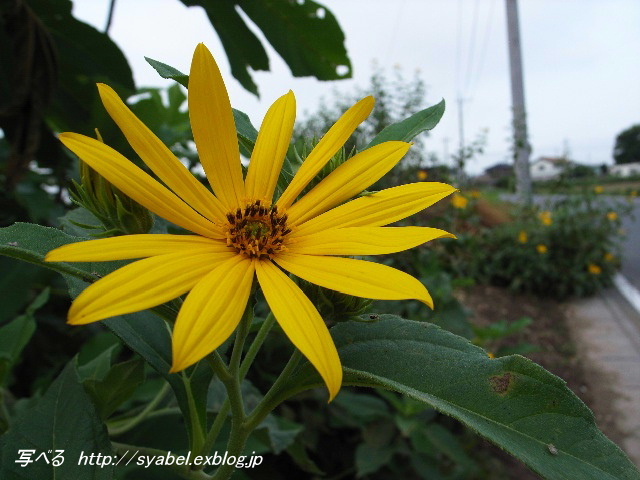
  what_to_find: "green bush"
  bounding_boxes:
[449,192,631,299]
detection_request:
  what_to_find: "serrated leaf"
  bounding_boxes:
[0,289,48,385]
[142,58,259,156]
[84,357,145,420]
[285,442,324,475]
[237,0,351,80]
[144,57,189,88]
[179,0,268,95]
[0,361,114,479]
[0,223,98,283]
[260,415,303,455]
[0,223,202,448]
[276,315,640,480]
[368,100,445,147]
[77,344,119,383]
[179,0,350,94]
[355,442,394,477]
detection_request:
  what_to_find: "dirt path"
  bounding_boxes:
[457,285,634,476]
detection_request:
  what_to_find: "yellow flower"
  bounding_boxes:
[607,211,618,221]
[417,170,428,180]
[594,185,604,194]
[588,264,602,275]
[45,44,456,401]
[518,231,528,244]
[451,193,468,209]
[536,244,548,254]
[604,252,615,262]
[538,211,553,226]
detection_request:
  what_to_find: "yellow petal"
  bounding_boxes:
[294,182,457,236]
[69,250,236,325]
[245,91,296,202]
[288,227,455,256]
[275,253,433,308]
[256,260,342,401]
[189,43,245,210]
[46,234,229,262]
[59,133,222,239]
[287,141,411,225]
[97,83,227,223]
[277,96,375,209]
[171,255,255,372]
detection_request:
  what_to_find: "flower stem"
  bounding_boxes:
[199,308,272,462]
[239,312,276,380]
[108,382,171,436]
[184,372,206,455]
[112,442,212,480]
[245,349,302,431]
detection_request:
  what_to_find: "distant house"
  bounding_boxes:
[610,162,640,178]
[473,163,513,186]
[529,157,573,181]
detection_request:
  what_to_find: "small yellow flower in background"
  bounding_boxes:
[470,190,481,198]
[538,211,553,226]
[604,252,616,262]
[417,170,428,180]
[630,190,638,198]
[607,211,618,221]
[487,352,495,359]
[518,231,528,244]
[588,264,602,275]
[451,193,468,209]
[45,44,456,400]
[594,185,604,194]
[536,244,548,254]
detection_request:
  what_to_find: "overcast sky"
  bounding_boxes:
[74,0,640,174]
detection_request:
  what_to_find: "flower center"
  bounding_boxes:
[225,200,291,259]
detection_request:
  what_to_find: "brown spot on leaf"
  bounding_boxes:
[490,372,514,394]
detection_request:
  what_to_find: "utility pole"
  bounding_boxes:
[505,0,532,205]
[456,97,467,185]
[443,136,450,166]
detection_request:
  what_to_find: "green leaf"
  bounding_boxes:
[0,223,202,448]
[0,223,98,283]
[237,0,351,80]
[77,344,119,382]
[0,288,48,385]
[0,361,114,479]
[355,442,394,477]
[367,100,446,147]
[144,57,259,156]
[84,357,146,420]
[278,315,640,480]
[260,415,303,455]
[0,257,53,323]
[285,442,324,476]
[179,0,269,95]
[179,0,350,95]
[144,57,189,88]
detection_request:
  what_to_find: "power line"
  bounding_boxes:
[463,0,481,94]
[469,0,497,95]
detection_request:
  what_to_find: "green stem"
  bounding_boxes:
[245,349,302,431]
[108,382,171,436]
[184,373,206,455]
[239,312,276,380]
[112,442,212,480]
[203,352,248,479]
[199,309,272,459]
[229,302,253,376]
